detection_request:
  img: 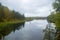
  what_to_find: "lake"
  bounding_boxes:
[0,20,56,40]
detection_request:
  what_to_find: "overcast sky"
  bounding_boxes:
[0,0,53,17]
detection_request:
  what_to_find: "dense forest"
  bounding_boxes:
[0,3,25,22]
[48,0,60,40]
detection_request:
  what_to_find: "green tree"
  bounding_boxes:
[48,0,60,40]
[0,3,5,22]
[0,3,25,22]
[53,0,60,12]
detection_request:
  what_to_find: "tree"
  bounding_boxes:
[53,0,60,12]
[0,3,2,6]
[0,3,25,22]
[0,3,5,22]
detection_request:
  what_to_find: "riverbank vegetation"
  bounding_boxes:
[0,3,26,39]
[48,0,60,40]
[0,3,25,23]
[0,22,25,39]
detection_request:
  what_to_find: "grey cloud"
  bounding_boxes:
[0,0,53,17]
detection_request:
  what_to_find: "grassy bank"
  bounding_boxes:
[0,20,24,26]
[0,18,32,26]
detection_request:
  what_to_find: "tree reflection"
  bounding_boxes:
[0,22,25,40]
[43,23,56,40]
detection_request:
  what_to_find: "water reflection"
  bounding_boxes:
[0,22,25,40]
[43,23,56,40]
[1,20,47,40]
[0,20,49,40]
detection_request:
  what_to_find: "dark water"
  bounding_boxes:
[0,20,55,40]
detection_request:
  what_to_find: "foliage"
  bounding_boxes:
[53,0,60,12]
[47,12,56,23]
[0,4,5,22]
[48,0,60,40]
[0,3,25,22]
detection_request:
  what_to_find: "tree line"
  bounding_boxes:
[48,0,60,40]
[0,3,25,22]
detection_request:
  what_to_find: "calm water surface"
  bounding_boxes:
[1,20,49,40]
